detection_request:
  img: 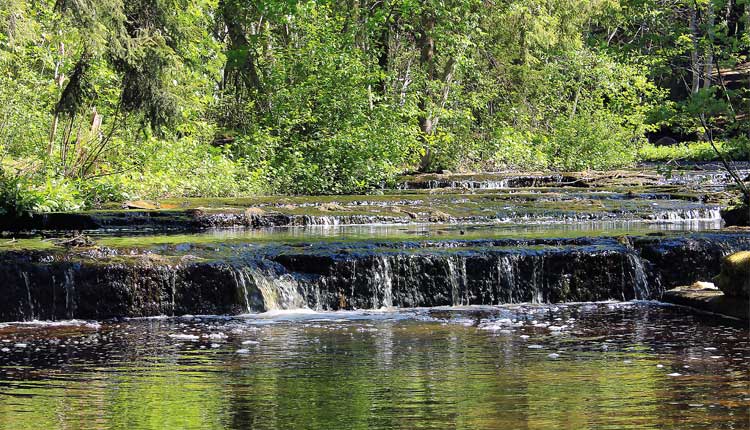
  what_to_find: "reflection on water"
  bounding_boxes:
[0,303,747,430]
[92,220,724,247]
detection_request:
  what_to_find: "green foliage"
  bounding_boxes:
[216,2,420,194]
[545,111,643,170]
[640,138,750,162]
[0,0,747,212]
[0,171,83,217]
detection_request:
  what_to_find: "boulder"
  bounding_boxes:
[721,205,749,226]
[663,286,749,320]
[714,251,750,298]
[428,210,452,223]
[654,136,678,146]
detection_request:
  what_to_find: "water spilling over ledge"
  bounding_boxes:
[0,164,746,322]
[1,165,740,233]
[1,232,747,321]
[0,195,725,232]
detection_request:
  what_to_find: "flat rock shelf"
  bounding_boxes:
[1,230,749,321]
[0,163,747,321]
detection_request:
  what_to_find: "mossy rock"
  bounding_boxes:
[714,251,750,298]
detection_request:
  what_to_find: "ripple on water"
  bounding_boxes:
[0,302,747,430]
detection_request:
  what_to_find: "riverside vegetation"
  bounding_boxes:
[1,4,750,427]
[0,0,748,215]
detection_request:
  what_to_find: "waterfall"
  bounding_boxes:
[531,256,544,304]
[625,253,650,300]
[496,254,520,303]
[446,256,467,305]
[648,207,721,222]
[170,272,177,316]
[3,231,746,321]
[371,256,394,308]
[231,267,253,313]
[449,180,510,189]
[233,265,306,312]
[63,268,76,319]
[21,272,34,320]
[155,265,178,316]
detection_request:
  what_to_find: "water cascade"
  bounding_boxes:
[0,232,747,321]
[232,264,306,312]
[63,268,76,320]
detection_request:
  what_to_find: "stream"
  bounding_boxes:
[0,163,748,429]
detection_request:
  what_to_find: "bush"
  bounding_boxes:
[0,172,83,217]
[107,137,266,199]
[488,128,549,170]
[639,138,750,162]
[544,112,642,170]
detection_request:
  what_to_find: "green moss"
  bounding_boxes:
[714,251,750,298]
[0,238,56,251]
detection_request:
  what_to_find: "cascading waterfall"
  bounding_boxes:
[230,250,661,312]
[530,256,544,304]
[626,253,650,300]
[370,256,394,308]
[63,268,76,319]
[446,256,468,306]
[231,267,254,313]
[496,254,520,303]
[449,180,510,190]
[302,215,340,226]
[233,264,306,312]
[21,272,34,320]
[156,266,178,316]
[648,207,722,222]
[3,231,745,322]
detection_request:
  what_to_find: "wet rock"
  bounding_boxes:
[319,202,349,212]
[428,210,452,223]
[686,281,718,291]
[50,234,96,248]
[713,251,750,298]
[721,205,749,226]
[0,233,749,321]
[245,207,266,217]
[633,234,750,290]
[663,286,749,320]
[122,200,159,210]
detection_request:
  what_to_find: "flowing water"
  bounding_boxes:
[0,165,748,429]
[0,303,747,430]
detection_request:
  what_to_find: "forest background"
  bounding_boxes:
[0,0,747,214]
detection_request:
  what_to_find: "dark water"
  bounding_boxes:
[0,302,747,430]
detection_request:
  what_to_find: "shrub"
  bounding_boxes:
[544,112,642,170]
[639,138,750,162]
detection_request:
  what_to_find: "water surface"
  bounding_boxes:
[0,303,747,430]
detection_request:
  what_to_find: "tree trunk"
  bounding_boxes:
[703,0,715,89]
[220,0,262,109]
[48,39,65,156]
[689,5,701,94]
[417,12,436,172]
